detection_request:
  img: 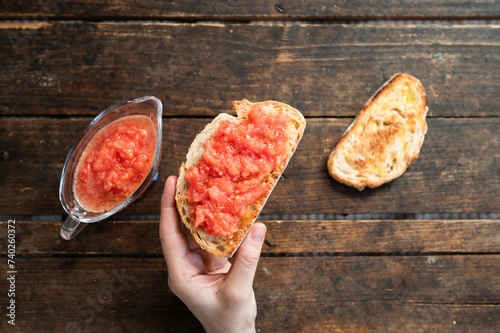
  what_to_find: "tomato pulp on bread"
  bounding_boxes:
[74,115,156,213]
[185,107,292,237]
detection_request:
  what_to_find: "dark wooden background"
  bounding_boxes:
[1,1,499,332]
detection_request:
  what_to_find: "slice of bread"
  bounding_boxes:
[327,73,428,191]
[176,99,306,257]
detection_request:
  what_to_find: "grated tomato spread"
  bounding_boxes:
[74,115,156,213]
[185,107,291,237]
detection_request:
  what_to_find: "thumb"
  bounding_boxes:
[225,223,266,292]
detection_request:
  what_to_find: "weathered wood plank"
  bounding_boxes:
[1,256,499,332]
[1,0,499,20]
[1,22,499,117]
[6,219,500,255]
[256,256,500,332]
[1,118,499,215]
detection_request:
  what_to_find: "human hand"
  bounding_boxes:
[159,175,266,333]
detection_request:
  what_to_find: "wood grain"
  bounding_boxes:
[1,256,498,332]
[1,0,499,20]
[1,118,499,215]
[255,256,500,331]
[1,22,499,117]
[5,219,500,255]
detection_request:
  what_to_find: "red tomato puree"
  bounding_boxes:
[74,115,156,213]
[185,107,291,237]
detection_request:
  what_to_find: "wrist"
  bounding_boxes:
[203,321,255,333]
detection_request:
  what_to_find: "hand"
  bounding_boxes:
[159,176,266,333]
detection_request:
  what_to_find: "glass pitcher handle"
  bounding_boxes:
[60,216,87,240]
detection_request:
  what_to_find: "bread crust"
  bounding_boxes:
[327,73,428,190]
[176,100,306,257]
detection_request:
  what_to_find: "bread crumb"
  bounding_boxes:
[427,256,438,264]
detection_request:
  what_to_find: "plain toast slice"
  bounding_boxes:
[327,73,428,190]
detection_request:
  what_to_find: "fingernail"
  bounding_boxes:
[251,224,266,242]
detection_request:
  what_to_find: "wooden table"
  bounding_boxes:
[1,1,500,332]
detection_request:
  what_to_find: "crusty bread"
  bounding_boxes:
[327,73,428,191]
[176,99,306,257]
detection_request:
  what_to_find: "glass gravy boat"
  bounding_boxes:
[59,96,162,240]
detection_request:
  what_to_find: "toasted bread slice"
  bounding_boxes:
[327,73,428,191]
[176,100,306,257]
